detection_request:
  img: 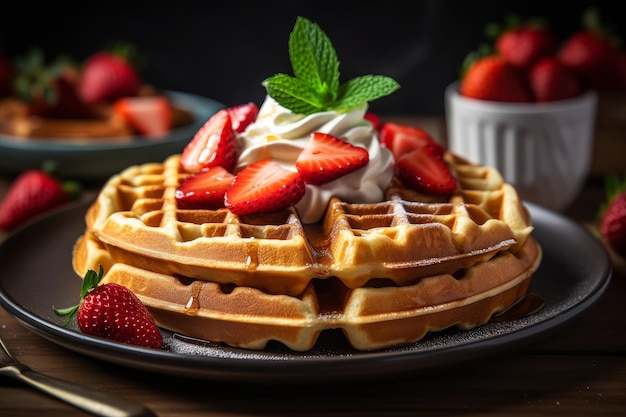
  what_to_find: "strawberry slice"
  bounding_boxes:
[112,96,172,138]
[295,132,369,185]
[175,166,235,209]
[227,102,259,133]
[380,122,445,161]
[225,160,305,215]
[395,144,457,195]
[180,109,239,173]
[364,112,381,131]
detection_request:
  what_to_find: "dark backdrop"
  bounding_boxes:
[2,1,623,115]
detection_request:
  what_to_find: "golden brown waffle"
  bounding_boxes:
[73,231,540,351]
[73,151,542,351]
[85,154,533,296]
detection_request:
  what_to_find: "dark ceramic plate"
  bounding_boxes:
[0,201,612,384]
[0,91,224,181]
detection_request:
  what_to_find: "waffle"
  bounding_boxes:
[73,151,541,351]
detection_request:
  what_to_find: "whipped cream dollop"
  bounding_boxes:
[236,96,394,224]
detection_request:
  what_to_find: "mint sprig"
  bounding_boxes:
[263,17,400,115]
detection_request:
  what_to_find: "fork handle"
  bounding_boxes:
[13,367,157,417]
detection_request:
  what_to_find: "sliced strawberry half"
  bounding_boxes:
[113,96,172,137]
[175,166,235,209]
[227,102,258,133]
[225,160,305,215]
[180,109,239,173]
[295,132,369,185]
[380,122,445,160]
[395,144,457,195]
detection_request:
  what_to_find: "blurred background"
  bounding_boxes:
[2,0,624,116]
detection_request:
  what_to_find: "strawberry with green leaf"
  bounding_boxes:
[263,16,399,116]
[55,266,163,349]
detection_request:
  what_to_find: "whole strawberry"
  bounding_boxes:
[598,176,626,260]
[459,47,531,102]
[558,8,624,92]
[0,169,79,231]
[529,57,581,102]
[12,49,93,119]
[488,15,558,72]
[55,266,163,349]
[79,44,141,104]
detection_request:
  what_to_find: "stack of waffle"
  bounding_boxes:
[73,152,541,351]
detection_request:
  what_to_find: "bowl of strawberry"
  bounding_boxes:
[445,10,626,212]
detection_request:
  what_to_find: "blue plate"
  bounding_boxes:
[0,91,224,181]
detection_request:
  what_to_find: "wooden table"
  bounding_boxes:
[1,121,625,416]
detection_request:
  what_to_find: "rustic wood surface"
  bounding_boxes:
[1,117,625,417]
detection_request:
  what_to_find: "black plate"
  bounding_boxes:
[0,201,612,384]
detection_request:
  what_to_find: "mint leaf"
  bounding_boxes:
[289,16,339,99]
[333,75,400,111]
[264,16,400,115]
[263,74,324,115]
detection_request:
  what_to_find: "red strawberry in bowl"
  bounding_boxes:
[55,265,163,349]
[529,57,581,102]
[489,15,558,72]
[459,51,531,102]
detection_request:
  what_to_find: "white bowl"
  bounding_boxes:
[445,82,597,212]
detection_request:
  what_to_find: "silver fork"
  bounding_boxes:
[0,336,157,417]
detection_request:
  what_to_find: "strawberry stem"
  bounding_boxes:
[53,265,104,326]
